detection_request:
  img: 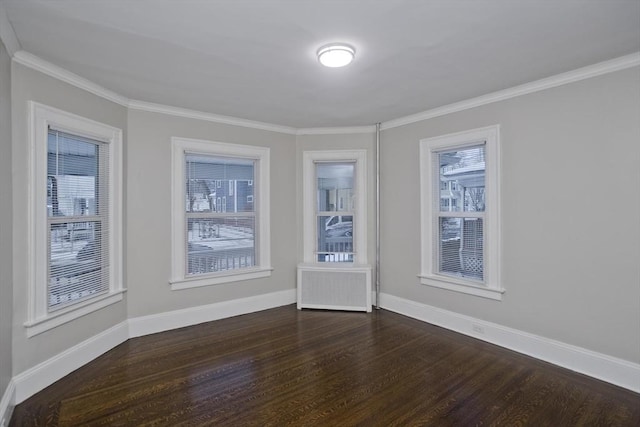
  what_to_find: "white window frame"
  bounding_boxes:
[419,125,503,300]
[302,150,367,265]
[26,102,124,337]
[170,137,271,290]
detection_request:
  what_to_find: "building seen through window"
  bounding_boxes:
[437,146,485,280]
[185,154,256,276]
[47,129,107,310]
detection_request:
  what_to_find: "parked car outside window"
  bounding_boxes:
[325,215,353,237]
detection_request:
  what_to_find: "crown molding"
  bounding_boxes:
[0,2,20,56]
[296,125,376,135]
[128,100,297,135]
[381,52,640,131]
[10,47,638,135]
[13,50,129,107]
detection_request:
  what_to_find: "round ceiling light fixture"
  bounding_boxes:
[317,43,355,68]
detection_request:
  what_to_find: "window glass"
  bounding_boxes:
[316,162,354,263]
[316,163,354,212]
[47,132,98,218]
[438,146,485,213]
[185,154,256,276]
[436,145,485,281]
[438,217,484,279]
[316,215,353,262]
[47,130,107,311]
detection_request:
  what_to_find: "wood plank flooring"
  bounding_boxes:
[10,305,640,426]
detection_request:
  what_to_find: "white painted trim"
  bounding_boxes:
[9,289,296,406]
[128,289,296,338]
[170,267,273,290]
[129,100,297,135]
[379,292,640,393]
[418,274,504,300]
[12,51,297,134]
[11,49,638,134]
[12,321,129,404]
[296,126,376,135]
[24,290,125,337]
[13,51,129,107]
[6,288,637,408]
[0,379,15,427]
[382,53,640,130]
[0,3,20,56]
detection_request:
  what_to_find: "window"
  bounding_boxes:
[27,102,124,336]
[171,138,271,290]
[316,163,355,262]
[302,150,367,265]
[420,125,503,300]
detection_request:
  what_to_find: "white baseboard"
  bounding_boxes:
[12,321,129,405]
[7,288,635,412]
[0,379,15,427]
[379,293,640,393]
[128,289,296,338]
[8,288,296,407]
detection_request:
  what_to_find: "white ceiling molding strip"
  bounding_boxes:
[128,100,297,135]
[0,3,21,56]
[11,47,638,135]
[381,52,640,131]
[296,126,376,135]
[13,50,129,107]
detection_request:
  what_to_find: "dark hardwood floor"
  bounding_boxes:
[10,305,640,426]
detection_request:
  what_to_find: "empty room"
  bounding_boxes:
[0,1,639,425]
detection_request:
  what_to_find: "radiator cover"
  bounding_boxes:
[297,264,372,312]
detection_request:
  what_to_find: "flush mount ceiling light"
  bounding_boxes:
[317,44,355,68]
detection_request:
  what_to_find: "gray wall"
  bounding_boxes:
[11,64,128,374]
[0,39,13,404]
[126,110,297,317]
[380,67,640,363]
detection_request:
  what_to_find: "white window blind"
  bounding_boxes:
[47,129,109,311]
[185,154,256,276]
[315,162,355,263]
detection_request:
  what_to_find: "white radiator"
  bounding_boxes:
[297,264,372,312]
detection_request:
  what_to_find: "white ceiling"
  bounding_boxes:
[2,0,639,129]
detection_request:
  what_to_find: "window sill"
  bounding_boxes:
[24,289,126,338]
[298,262,371,271]
[170,267,273,290]
[419,274,504,301]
